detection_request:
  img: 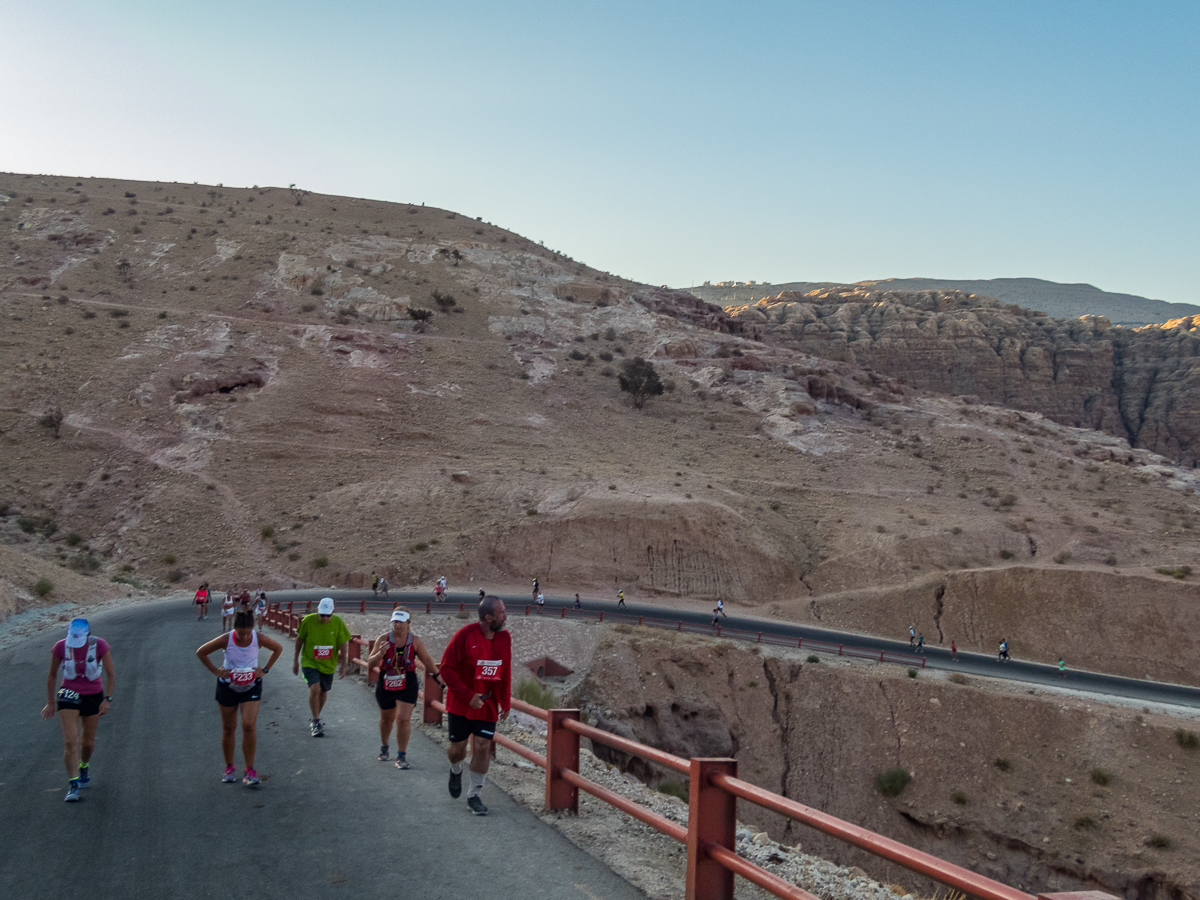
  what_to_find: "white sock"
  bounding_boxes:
[450,761,464,775]
[468,771,486,798]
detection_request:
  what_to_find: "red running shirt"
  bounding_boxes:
[439,622,511,721]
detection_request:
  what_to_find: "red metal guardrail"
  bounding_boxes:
[270,604,1102,900]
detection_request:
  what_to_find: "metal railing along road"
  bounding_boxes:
[270,602,1109,900]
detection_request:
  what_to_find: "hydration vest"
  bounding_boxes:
[62,636,103,683]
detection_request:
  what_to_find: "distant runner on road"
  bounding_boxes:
[194,583,211,620]
[617,590,626,609]
[221,592,236,631]
[368,609,442,768]
[196,610,283,786]
[998,639,1010,662]
[439,595,512,816]
[42,618,115,803]
[254,591,268,632]
[293,597,351,737]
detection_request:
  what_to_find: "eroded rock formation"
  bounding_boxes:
[729,287,1200,465]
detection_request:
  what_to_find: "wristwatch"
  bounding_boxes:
[262,667,270,675]
[105,696,114,703]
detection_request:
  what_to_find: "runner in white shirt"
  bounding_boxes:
[197,610,283,785]
[221,593,237,631]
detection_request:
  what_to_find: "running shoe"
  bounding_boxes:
[311,720,324,737]
[395,754,410,770]
[222,765,237,783]
[467,795,488,816]
[77,764,90,788]
[65,783,80,803]
[448,768,462,798]
[378,745,389,761]
[243,768,260,787]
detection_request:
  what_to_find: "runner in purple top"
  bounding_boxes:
[42,618,116,802]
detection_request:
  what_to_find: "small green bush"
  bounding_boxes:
[41,520,58,538]
[1156,566,1192,580]
[907,668,918,678]
[261,524,275,539]
[1148,833,1172,850]
[993,757,1012,772]
[167,568,183,583]
[515,678,556,709]
[409,542,428,553]
[568,348,586,361]
[34,577,54,599]
[311,555,329,570]
[951,791,968,806]
[67,553,100,574]
[875,767,911,797]
[998,549,1014,560]
[65,532,82,547]
[1090,767,1111,786]
[806,654,820,664]
[110,574,142,588]
[1176,729,1199,750]
[1073,815,1097,830]
[526,508,538,516]
[162,553,176,565]
[656,779,688,802]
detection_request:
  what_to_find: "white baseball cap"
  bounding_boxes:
[66,618,90,648]
[318,597,335,615]
[390,609,411,623]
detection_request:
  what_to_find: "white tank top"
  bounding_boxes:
[221,630,260,683]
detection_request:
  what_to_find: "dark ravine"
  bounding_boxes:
[580,630,1200,900]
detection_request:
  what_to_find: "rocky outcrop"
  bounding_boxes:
[581,631,1200,900]
[729,287,1200,465]
[634,287,757,336]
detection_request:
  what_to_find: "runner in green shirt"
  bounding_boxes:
[292,597,351,737]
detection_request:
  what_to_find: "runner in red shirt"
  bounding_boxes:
[438,595,511,815]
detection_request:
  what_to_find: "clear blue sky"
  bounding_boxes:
[3,2,1197,302]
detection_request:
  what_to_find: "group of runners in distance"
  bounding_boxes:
[44,591,512,816]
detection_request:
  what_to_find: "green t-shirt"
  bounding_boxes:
[296,613,351,674]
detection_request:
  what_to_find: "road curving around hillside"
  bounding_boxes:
[275,588,1200,711]
[1,598,647,900]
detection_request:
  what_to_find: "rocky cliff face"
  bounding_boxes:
[581,629,1200,900]
[729,287,1200,465]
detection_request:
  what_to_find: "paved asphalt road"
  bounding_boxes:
[1,599,647,900]
[274,588,1200,711]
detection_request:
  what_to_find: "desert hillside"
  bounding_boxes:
[2,172,1199,685]
[690,277,1200,327]
[726,285,1200,466]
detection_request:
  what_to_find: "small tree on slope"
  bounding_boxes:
[618,358,664,410]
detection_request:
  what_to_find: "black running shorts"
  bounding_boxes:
[375,676,419,710]
[56,689,104,717]
[216,679,263,706]
[447,712,496,744]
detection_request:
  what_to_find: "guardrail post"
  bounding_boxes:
[686,758,737,900]
[360,599,365,613]
[599,611,604,622]
[289,614,297,637]
[561,607,565,619]
[545,709,581,814]
[423,668,443,725]
[426,602,431,614]
[639,616,643,625]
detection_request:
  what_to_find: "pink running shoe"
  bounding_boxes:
[222,765,237,783]
[243,768,260,786]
